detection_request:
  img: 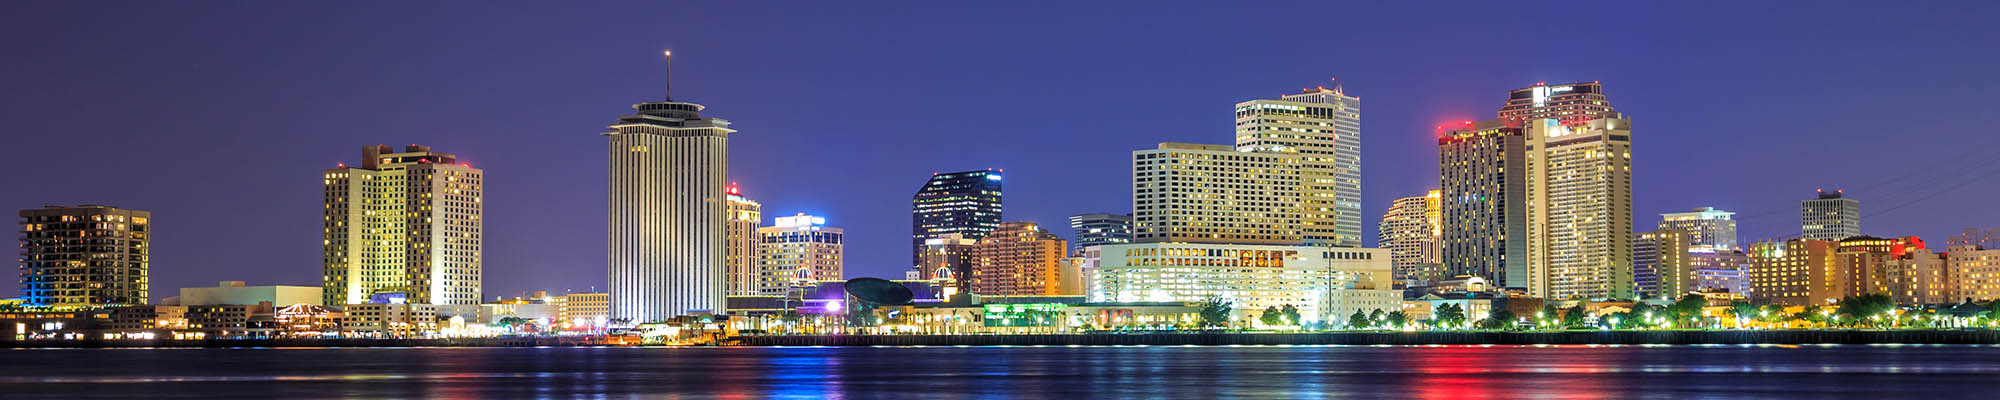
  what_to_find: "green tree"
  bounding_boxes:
[1539,304,1561,328]
[1281,304,1302,326]
[1835,293,1896,327]
[1385,311,1408,329]
[1261,306,1284,326]
[1198,297,1233,328]
[1434,303,1467,329]
[1368,309,1385,325]
[1668,294,1709,325]
[1347,310,1370,330]
[1729,301,1760,320]
[1562,303,1587,327]
[1480,309,1517,330]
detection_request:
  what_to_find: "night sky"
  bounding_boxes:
[5,2,1998,302]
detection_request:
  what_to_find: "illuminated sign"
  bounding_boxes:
[985,174,1003,181]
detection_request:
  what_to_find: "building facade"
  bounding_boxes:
[1802,190,1861,241]
[182,281,322,306]
[1525,116,1635,300]
[1378,191,1442,287]
[758,214,844,288]
[971,222,1074,296]
[1499,81,1616,127]
[606,52,732,320]
[1633,230,1690,300]
[1660,207,1739,251]
[917,233,979,296]
[1132,142,1303,245]
[1234,85,1362,247]
[1438,120,1527,290]
[559,292,610,325]
[725,184,765,296]
[18,205,151,306]
[323,144,484,306]
[1067,213,1132,256]
[1746,239,1840,307]
[911,169,1003,267]
[1090,243,1396,325]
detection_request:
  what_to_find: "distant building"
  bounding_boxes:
[1067,213,1132,255]
[1438,120,1527,290]
[971,222,1073,296]
[759,214,844,286]
[911,169,1004,267]
[1660,207,1739,251]
[341,303,439,336]
[1133,142,1303,245]
[1746,239,1840,307]
[1525,116,1635,300]
[725,184,766,296]
[1379,191,1443,286]
[18,205,151,306]
[1234,85,1363,247]
[1690,249,1750,295]
[181,281,322,307]
[1633,230,1690,300]
[1090,244,1397,325]
[323,144,483,306]
[559,293,610,325]
[1948,246,2000,302]
[606,52,732,321]
[1802,189,1861,241]
[1498,81,1617,127]
[917,233,979,296]
[1948,228,2000,249]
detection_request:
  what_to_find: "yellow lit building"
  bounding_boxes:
[1746,239,1840,307]
[1379,190,1442,286]
[1131,142,1303,245]
[18,205,151,306]
[1525,116,1635,300]
[970,222,1073,296]
[1090,243,1397,326]
[323,144,483,306]
[559,292,610,324]
[724,185,765,296]
[1234,85,1362,247]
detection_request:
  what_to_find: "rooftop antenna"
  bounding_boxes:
[662,50,674,101]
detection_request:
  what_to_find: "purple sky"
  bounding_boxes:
[5,2,1998,302]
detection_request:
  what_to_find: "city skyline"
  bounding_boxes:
[6,2,2000,301]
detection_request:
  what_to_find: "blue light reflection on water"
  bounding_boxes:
[5,345,2000,398]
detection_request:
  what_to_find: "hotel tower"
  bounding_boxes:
[322,145,483,306]
[1234,84,1362,247]
[607,51,732,321]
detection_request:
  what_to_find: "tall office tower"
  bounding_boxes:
[1234,84,1362,247]
[1802,189,1861,241]
[1067,213,1132,255]
[1525,116,1636,300]
[607,51,732,320]
[970,222,1073,296]
[1659,207,1739,251]
[911,169,1003,267]
[1833,236,1926,302]
[1438,120,1527,289]
[19,205,151,306]
[1132,142,1304,244]
[1746,239,1840,306]
[723,184,764,296]
[757,214,844,287]
[1633,230,1691,299]
[323,145,483,306]
[917,233,979,296]
[1499,81,1617,127]
[1378,191,1443,286]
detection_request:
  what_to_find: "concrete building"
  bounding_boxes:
[559,292,610,325]
[1090,243,1396,324]
[341,303,439,336]
[479,303,555,324]
[917,233,979,297]
[1525,116,1636,300]
[911,169,1003,267]
[1379,190,1443,287]
[758,213,844,286]
[1883,248,1949,305]
[971,222,1074,296]
[1746,239,1840,307]
[1948,245,2000,301]
[724,184,765,296]
[1234,84,1363,247]
[1438,120,1527,290]
[1802,189,1861,241]
[1067,213,1132,256]
[18,205,151,306]
[1499,81,1617,127]
[607,52,732,320]
[1132,142,1303,245]
[1633,230,1691,300]
[181,281,322,307]
[1660,207,1739,251]
[323,144,483,306]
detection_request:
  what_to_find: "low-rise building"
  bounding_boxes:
[341,303,439,337]
[181,281,322,307]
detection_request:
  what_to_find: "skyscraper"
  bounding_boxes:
[1235,84,1362,247]
[1499,81,1616,127]
[607,51,732,320]
[757,213,844,286]
[323,144,483,306]
[19,205,151,306]
[1067,213,1132,255]
[1438,120,1527,290]
[1632,229,1690,299]
[1802,189,1861,241]
[1525,115,1636,300]
[1132,142,1303,244]
[970,222,1073,296]
[1379,191,1442,286]
[1659,207,1739,251]
[911,169,1003,267]
[724,184,764,296]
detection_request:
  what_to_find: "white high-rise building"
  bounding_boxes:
[1131,142,1303,245]
[758,213,844,287]
[323,144,483,306]
[1660,207,1739,251]
[1234,84,1362,247]
[607,51,732,321]
[1525,116,1635,300]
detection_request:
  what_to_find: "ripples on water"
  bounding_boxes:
[5,345,2000,399]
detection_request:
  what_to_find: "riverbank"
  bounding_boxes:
[1,336,607,348]
[729,330,2000,346]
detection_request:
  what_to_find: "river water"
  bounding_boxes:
[4,345,1999,398]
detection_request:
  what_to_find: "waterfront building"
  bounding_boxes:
[606,52,732,320]
[340,303,439,336]
[323,144,484,307]
[1132,142,1303,245]
[1090,243,1396,325]
[971,222,1075,296]
[1067,213,1132,255]
[1802,190,1861,241]
[1498,81,1617,127]
[1746,239,1839,307]
[917,233,979,296]
[758,214,844,287]
[479,302,556,324]
[1690,249,1751,295]
[1948,245,2000,301]
[725,184,766,296]
[559,293,610,325]
[1438,120,1527,290]
[1234,84,1362,247]
[1883,248,1949,305]
[1524,116,1636,300]
[181,281,322,306]
[911,169,1003,267]
[1833,236,1928,302]
[185,303,273,338]
[1379,191,1443,287]
[1660,207,1739,251]
[18,205,151,306]
[1633,230,1691,300]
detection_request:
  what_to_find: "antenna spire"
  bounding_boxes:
[662,50,673,101]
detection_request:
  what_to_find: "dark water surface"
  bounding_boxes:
[5,345,2000,398]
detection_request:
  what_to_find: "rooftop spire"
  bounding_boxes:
[662,50,673,101]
